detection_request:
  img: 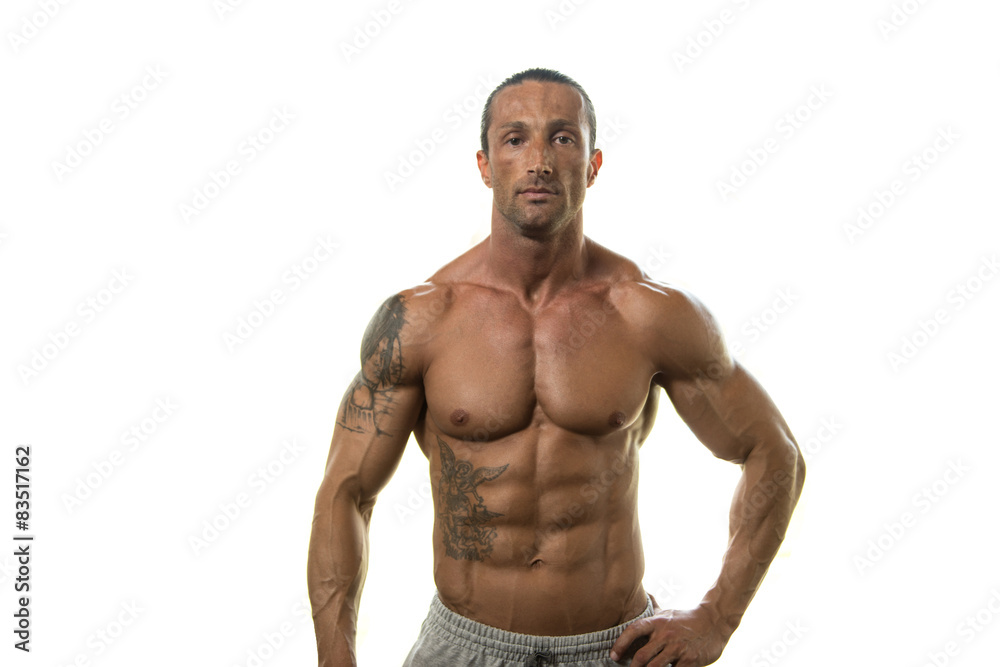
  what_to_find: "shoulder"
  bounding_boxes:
[585,238,709,324]
[365,247,484,373]
[590,247,729,380]
[402,244,488,328]
[616,278,716,334]
[393,281,458,339]
[377,241,484,331]
[352,285,445,384]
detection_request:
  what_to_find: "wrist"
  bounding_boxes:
[697,596,742,639]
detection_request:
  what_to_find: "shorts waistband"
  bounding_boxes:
[425,593,654,662]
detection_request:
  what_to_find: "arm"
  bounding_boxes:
[613,286,805,667]
[307,294,425,667]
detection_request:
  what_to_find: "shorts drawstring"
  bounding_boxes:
[525,649,554,666]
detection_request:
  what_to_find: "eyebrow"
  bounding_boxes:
[497,119,580,132]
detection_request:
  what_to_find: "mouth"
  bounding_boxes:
[519,188,555,200]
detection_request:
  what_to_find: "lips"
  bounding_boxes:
[520,190,555,203]
[519,187,556,201]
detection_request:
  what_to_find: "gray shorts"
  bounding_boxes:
[402,593,655,666]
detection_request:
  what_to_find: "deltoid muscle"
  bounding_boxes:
[338,295,407,435]
[437,436,509,561]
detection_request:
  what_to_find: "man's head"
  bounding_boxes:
[477,68,602,239]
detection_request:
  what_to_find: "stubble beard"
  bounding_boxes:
[494,185,578,240]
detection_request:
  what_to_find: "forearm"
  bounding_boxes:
[700,438,805,634]
[307,487,372,667]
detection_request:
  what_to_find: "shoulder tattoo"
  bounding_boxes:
[337,294,407,435]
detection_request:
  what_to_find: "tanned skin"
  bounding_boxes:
[308,80,805,667]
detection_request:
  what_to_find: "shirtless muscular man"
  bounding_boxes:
[308,68,805,667]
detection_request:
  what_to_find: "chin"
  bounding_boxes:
[515,217,565,239]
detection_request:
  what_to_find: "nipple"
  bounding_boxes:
[450,409,469,426]
[608,410,626,427]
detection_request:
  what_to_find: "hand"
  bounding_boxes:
[609,604,730,667]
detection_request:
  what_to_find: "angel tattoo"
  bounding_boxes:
[436,436,509,561]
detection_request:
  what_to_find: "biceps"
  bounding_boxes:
[665,363,790,463]
[336,368,422,438]
[323,380,425,506]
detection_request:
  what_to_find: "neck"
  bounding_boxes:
[486,209,588,306]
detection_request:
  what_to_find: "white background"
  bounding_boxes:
[2,0,999,665]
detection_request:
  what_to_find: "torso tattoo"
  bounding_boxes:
[436,436,509,561]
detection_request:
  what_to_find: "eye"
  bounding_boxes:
[554,135,573,145]
[506,137,523,146]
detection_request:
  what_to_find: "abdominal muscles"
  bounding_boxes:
[430,427,648,635]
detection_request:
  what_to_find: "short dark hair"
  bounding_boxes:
[480,68,597,156]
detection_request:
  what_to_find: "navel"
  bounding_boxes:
[450,409,469,426]
[608,410,626,427]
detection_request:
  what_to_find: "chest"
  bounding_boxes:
[420,291,656,441]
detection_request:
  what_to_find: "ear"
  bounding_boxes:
[586,148,603,187]
[476,149,492,188]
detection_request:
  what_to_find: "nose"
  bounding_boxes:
[527,142,553,176]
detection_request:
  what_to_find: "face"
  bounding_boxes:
[477,81,602,238]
